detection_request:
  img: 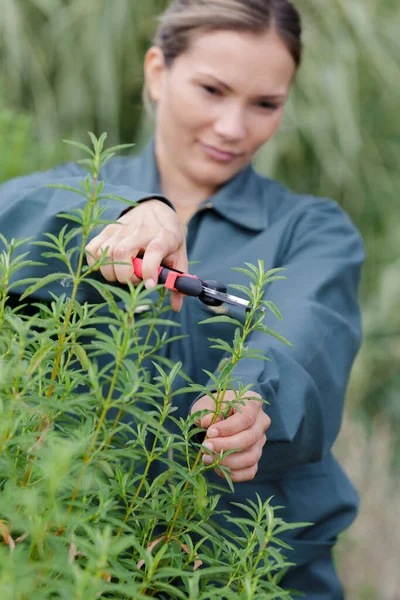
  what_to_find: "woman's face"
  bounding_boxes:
[145,28,296,196]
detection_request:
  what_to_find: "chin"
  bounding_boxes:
[200,158,243,181]
[195,169,236,191]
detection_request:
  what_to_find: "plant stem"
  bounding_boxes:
[117,385,172,538]
[104,289,166,448]
[46,175,98,400]
[67,308,133,514]
[21,177,99,489]
[165,311,255,542]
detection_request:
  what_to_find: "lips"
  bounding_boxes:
[199,141,241,162]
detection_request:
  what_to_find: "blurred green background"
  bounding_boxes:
[1,1,399,597]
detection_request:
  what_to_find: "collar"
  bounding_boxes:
[134,138,269,232]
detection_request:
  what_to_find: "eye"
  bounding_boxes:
[258,100,279,110]
[201,84,222,96]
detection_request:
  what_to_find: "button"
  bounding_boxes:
[197,202,213,213]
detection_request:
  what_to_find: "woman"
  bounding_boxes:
[0,0,364,597]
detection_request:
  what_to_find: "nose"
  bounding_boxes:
[213,103,247,142]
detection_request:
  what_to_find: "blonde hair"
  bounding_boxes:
[143,0,302,109]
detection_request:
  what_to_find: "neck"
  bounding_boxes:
[155,137,216,225]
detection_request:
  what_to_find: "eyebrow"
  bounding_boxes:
[196,72,287,100]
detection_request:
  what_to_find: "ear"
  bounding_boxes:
[144,46,167,102]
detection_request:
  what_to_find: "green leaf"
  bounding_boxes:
[77,158,94,169]
[45,183,87,197]
[199,315,243,327]
[241,351,271,363]
[231,266,258,282]
[103,142,135,154]
[62,139,95,157]
[273,521,312,535]
[19,273,69,300]
[264,301,283,320]
[217,466,235,493]
[264,275,287,283]
[228,284,252,298]
[259,326,294,347]
[72,344,90,371]
[96,194,138,207]
[88,131,101,152]
[27,344,55,375]
[244,261,261,275]
[208,337,233,353]
[264,267,287,277]
[216,357,232,373]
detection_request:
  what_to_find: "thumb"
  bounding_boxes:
[191,396,219,429]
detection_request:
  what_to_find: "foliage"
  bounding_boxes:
[0,0,169,145]
[0,135,302,599]
[0,102,64,184]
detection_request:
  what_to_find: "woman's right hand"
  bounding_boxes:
[85,199,188,312]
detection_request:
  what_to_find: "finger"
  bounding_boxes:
[170,245,189,275]
[203,420,266,453]
[168,247,189,312]
[105,229,160,286]
[191,396,216,428]
[200,412,223,429]
[203,437,265,470]
[207,400,262,438]
[215,463,259,482]
[112,238,141,284]
[170,291,185,313]
[140,231,182,287]
[85,225,120,267]
[88,238,118,282]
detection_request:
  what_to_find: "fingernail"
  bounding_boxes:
[145,278,155,289]
[202,455,213,465]
[208,428,218,438]
[202,441,214,452]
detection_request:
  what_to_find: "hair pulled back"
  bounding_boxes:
[154,0,302,69]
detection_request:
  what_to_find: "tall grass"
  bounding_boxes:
[1,0,398,287]
[0,0,168,144]
[257,0,400,294]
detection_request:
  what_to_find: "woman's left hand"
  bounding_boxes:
[190,390,271,482]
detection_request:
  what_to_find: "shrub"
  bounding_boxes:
[0,135,301,599]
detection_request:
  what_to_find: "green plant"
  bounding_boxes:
[0,103,66,184]
[0,134,303,599]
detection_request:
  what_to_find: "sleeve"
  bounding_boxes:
[214,200,365,472]
[0,162,172,303]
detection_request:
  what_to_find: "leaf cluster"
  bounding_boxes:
[0,134,302,599]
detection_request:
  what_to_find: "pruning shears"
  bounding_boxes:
[132,257,250,310]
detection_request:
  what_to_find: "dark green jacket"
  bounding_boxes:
[0,140,365,570]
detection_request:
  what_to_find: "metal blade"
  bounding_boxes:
[202,286,250,309]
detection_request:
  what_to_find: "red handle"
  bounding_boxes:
[132,257,202,295]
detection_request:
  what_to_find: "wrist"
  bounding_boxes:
[119,194,176,218]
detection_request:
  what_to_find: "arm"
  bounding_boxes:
[0,162,186,309]
[192,199,365,475]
